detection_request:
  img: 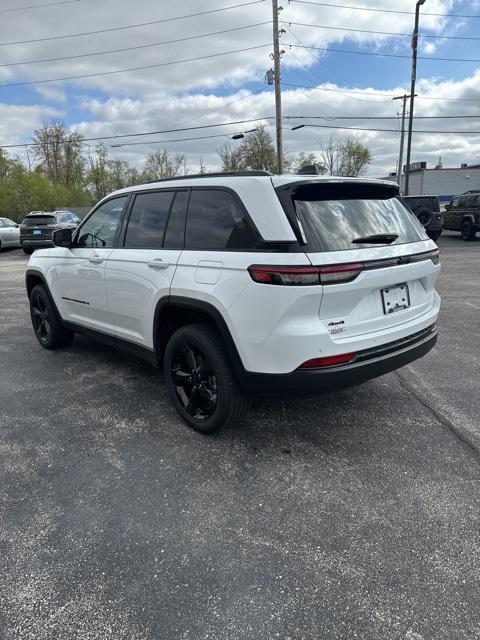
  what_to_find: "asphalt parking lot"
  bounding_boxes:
[1,234,479,640]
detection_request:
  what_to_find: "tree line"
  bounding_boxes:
[0,121,372,222]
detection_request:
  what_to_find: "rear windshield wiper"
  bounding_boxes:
[351,233,399,244]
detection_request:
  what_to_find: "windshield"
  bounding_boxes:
[290,185,427,252]
[22,216,56,226]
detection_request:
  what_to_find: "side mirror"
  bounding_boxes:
[53,227,73,248]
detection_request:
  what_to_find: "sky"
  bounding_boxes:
[0,0,479,177]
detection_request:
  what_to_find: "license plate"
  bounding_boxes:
[33,229,42,235]
[381,283,410,314]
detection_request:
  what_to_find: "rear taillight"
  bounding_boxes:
[435,214,443,221]
[429,249,440,265]
[299,353,356,369]
[248,263,363,286]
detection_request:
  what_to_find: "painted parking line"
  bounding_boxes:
[464,301,480,310]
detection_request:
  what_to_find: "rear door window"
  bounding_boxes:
[185,189,258,250]
[288,183,427,252]
[124,191,174,249]
[164,190,189,249]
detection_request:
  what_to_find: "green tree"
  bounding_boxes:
[291,152,327,175]
[32,121,85,185]
[321,137,372,176]
[217,127,277,173]
[142,150,190,181]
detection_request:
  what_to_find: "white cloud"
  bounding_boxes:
[1,0,478,176]
[0,103,63,148]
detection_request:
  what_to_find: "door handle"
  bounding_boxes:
[148,258,170,269]
[88,253,104,264]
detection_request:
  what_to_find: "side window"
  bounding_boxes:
[163,190,189,249]
[457,197,467,209]
[185,189,258,250]
[124,191,174,249]
[76,196,127,248]
[467,196,478,209]
[0,220,4,227]
[450,197,459,209]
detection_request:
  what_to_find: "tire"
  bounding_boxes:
[461,220,476,241]
[415,207,433,228]
[29,284,74,349]
[428,230,441,242]
[23,246,34,255]
[164,323,249,434]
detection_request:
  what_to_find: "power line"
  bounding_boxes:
[281,82,480,104]
[288,114,480,120]
[0,44,271,88]
[288,43,480,64]
[285,21,480,42]
[0,0,79,12]
[0,0,266,47]
[0,117,275,150]
[169,87,268,129]
[0,23,270,68]
[287,121,480,134]
[109,133,240,149]
[288,0,480,19]
[286,25,350,90]
[108,127,274,149]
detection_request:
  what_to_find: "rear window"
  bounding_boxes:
[289,183,427,252]
[185,189,258,250]
[22,216,55,226]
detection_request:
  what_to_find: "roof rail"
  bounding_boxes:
[146,170,273,184]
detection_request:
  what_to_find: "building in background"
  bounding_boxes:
[383,161,480,203]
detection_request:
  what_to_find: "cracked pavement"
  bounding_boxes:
[0,234,479,639]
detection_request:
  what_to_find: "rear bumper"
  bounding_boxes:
[426,220,443,231]
[238,324,437,397]
[21,238,54,248]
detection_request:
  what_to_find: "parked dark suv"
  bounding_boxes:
[403,195,443,241]
[444,192,480,241]
[20,210,81,254]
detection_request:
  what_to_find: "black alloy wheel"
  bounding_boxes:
[164,323,249,433]
[170,342,218,421]
[31,290,51,345]
[29,284,74,349]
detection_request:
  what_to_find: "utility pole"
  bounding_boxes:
[393,94,415,190]
[272,0,283,174]
[404,0,426,195]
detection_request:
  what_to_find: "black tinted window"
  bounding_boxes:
[76,197,127,248]
[185,189,258,250]
[292,186,426,252]
[467,196,479,208]
[22,216,55,226]
[164,190,189,249]
[124,191,174,249]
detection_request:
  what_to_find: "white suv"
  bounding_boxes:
[26,172,441,433]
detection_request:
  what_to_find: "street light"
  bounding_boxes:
[231,128,258,140]
[404,0,426,195]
